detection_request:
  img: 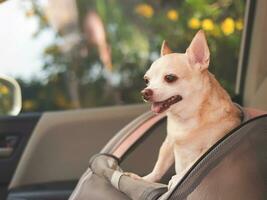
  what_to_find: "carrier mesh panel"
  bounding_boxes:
[169,115,267,200]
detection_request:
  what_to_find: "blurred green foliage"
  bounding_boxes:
[0,82,13,115]
[20,0,245,112]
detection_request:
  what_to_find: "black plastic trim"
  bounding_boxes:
[235,0,257,103]
[0,113,42,200]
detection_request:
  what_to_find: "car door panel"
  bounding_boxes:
[0,114,41,199]
[9,104,147,190]
[7,181,76,200]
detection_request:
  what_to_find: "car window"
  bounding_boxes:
[0,0,246,113]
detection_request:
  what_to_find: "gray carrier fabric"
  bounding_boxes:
[70,109,267,200]
[69,155,131,200]
[69,154,167,200]
[166,114,267,200]
[69,111,168,200]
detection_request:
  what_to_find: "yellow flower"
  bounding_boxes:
[235,19,244,31]
[167,9,179,21]
[135,4,154,18]
[55,95,69,108]
[26,9,35,17]
[23,100,36,110]
[0,85,9,95]
[221,17,235,35]
[188,18,201,29]
[211,26,221,37]
[202,19,214,31]
[42,15,49,24]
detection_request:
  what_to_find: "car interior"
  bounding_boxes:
[1,0,267,199]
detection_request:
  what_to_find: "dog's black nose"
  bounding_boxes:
[141,89,153,101]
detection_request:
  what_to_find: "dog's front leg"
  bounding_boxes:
[143,138,174,182]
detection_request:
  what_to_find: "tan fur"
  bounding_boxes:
[140,30,241,188]
[161,40,173,56]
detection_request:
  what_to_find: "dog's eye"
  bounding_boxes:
[144,77,149,85]
[164,74,178,83]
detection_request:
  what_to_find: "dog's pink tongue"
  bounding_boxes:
[151,102,162,113]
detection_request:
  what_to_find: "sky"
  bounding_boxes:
[0,0,55,81]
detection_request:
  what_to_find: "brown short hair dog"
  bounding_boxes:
[140,30,241,188]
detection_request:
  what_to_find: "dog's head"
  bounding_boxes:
[141,30,210,113]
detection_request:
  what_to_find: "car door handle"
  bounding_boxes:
[0,135,18,158]
[0,147,13,157]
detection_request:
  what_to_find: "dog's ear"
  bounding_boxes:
[161,40,173,56]
[186,30,210,71]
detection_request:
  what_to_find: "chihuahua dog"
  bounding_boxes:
[140,30,241,187]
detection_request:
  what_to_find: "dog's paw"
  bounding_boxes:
[142,173,160,183]
[123,172,142,180]
[168,175,182,190]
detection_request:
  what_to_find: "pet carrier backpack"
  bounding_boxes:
[69,106,267,200]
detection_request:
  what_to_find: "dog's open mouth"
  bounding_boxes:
[151,95,182,113]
